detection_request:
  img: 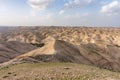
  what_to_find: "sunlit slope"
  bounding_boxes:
[3,37,120,72]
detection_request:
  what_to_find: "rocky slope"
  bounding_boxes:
[0,27,120,72]
[0,41,37,63]
[1,36,120,71]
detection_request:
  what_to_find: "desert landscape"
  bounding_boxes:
[1,0,120,79]
[0,26,120,80]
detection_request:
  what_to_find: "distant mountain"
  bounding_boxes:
[1,27,120,46]
[0,26,16,33]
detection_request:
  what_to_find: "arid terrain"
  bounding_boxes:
[0,26,120,80]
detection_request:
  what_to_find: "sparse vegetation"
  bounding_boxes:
[30,43,45,47]
[2,75,9,78]
[0,63,120,80]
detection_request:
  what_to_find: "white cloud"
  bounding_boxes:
[59,0,94,14]
[30,10,36,16]
[63,0,93,9]
[59,10,65,15]
[28,0,54,10]
[101,1,120,15]
[0,4,7,12]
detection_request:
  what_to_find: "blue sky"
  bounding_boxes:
[0,0,120,27]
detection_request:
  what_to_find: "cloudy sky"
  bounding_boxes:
[0,0,120,27]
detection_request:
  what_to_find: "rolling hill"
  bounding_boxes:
[1,36,120,72]
[0,27,120,80]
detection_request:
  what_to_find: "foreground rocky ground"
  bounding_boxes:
[0,63,120,80]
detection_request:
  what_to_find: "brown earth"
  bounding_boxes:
[1,36,120,72]
[0,27,120,72]
[0,41,37,63]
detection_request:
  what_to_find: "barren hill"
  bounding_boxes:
[1,27,120,46]
[10,37,90,64]
[2,36,120,72]
[0,41,37,63]
[0,27,120,72]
